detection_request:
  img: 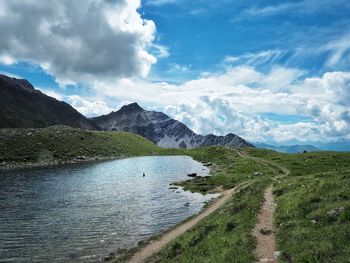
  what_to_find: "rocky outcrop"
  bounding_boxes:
[91,103,253,149]
[0,74,99,130]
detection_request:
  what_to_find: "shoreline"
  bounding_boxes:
[0,154,192,172]
[106,188,225,262]
[0,156,124,172]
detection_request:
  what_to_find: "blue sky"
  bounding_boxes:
[0,0,350,144]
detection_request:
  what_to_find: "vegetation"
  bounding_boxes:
[246,148,350,263]
[116,148,350,262]
[146,181,270,263]
[1,126,349,262]
[0,125,161,168]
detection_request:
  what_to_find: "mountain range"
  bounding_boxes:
[253,142,320,153]
[0,74,252,149]
[91,102,253,149]
[2,74,349,152]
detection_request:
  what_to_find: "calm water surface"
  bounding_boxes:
[0,156,218,262]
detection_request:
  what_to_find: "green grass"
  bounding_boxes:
[146,181,270,263]
[0,125,161,165]
[245,148,350,176]
[131,148,349,263]
[273,170,350,263]
[168,147,277,193]
[1,126,349,262]
[246,148,350,262]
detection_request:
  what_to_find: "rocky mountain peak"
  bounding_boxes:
[119,102,144,114]
[92,102,253,149]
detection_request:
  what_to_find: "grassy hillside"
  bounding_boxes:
[0,125,161,168]
[246,148,350,262]
[115,147,350,263]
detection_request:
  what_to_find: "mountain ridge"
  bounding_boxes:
[91,102,253,149]
[0,74,99,130]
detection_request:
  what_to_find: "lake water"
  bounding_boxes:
[0,156,218,262]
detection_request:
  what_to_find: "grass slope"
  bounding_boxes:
[245,148,350,263]
[0,125,161,167]
[121,148,349,263]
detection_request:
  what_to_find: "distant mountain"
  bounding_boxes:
[254,142,320,153]
[315,141,350,152]
[91,103,253,149]
[0,74,99,130]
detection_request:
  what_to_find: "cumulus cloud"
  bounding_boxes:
[0,0,157,85]
[66,95,113,117]
[90,66,350,142]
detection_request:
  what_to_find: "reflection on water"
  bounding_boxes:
[0,156,218,262]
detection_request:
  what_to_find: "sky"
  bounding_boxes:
[0,0,350,144]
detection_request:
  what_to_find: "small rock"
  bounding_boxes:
[76,155,87,160]
[327,207,344,218]
[310,219,317,224]
[274,251,281,259]
[260,227,273,235]
[204,162,212,167]
[254,172,263,176]
[187,173,197,177]
[184,202,190,207]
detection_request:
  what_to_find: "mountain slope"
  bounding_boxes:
[0,74,99,130]
[91,103,253,149]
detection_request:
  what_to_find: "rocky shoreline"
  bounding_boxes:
[0,155,124,171]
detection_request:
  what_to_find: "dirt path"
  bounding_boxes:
[234,150,287,263]
[128,184,248,263]
[253,186,277,263]
[235,150,290,177]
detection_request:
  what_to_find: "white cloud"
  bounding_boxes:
[0,0,157,85]
[152,44,170,58]
[37,88,64,101]
[66,95,113,117]
[0,54,15,65]
[89,66,350,142]
[146,0,178,6]
[323,34,350,67]
[224,50,285,67]
[242,0,348,17]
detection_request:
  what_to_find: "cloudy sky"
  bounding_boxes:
[0,0,350,144]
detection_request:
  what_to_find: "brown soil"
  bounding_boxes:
[252,186,278,263]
